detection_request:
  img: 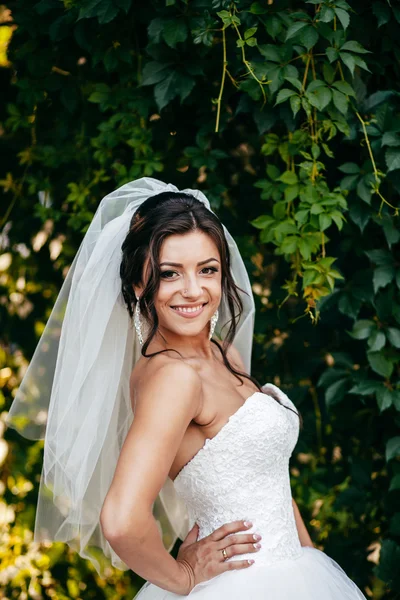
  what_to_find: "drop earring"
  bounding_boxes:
[134,296,144,346]
[209,309,219,340]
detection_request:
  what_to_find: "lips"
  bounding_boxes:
[170,302,207,318]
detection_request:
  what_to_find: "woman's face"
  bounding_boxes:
[140,230,222,339]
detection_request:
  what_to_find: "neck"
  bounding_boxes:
[149,327,215,360]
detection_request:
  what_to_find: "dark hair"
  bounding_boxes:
[120,191,302,427]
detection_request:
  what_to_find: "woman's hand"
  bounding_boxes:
[175,520,261,595]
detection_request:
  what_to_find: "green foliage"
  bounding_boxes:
[1,0,400,598]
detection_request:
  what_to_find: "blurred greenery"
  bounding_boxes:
[1,0,400,598]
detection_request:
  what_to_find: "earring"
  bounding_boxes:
[134,296,144,346]
[209,309,219,340]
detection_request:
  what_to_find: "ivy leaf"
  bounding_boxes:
[325,378,349,408]
[386,327,400,348]
[340,52,356,76]
[326,47,339,62]
[334,7,350,29]
[290,95,301,117]
[141,61,173,86]
[154,72,195,110]
[332,89,348,114]
[376,387,393,412]
[300,25,319,49]
[286,21,308,41]
[373,266,395,293]
[386,437,400,462]
[278,170,298,185]
[368,330,386,352]
[349,319,375,340]
[163,19,188,48]
[365,249,394,266]
[244,27,257,39]
[349,200,370,232]
[348,380,381,395]
[319,6,335,22]
[381,132,400,147]
[275,88,298,105]
[372,2,391,27]
[319,213,332,231]
[367,351,394,378]
[339,162,360,174]
[250,215,275,229]
[332,80,356,97]
[385,148,400,172]
[340,40,370,54]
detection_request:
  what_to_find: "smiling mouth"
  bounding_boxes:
[170,302,208,315]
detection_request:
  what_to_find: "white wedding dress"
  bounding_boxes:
[135,383,367,599]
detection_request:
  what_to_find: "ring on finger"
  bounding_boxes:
[221,548,228,560]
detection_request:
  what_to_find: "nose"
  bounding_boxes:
[182,274,202,298]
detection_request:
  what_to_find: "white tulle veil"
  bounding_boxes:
[5,177,255,575]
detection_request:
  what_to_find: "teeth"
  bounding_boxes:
[172,304,203,313]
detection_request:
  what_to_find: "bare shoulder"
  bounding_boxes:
[130,352,202,412]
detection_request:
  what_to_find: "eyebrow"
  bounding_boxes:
[159,257,220,267]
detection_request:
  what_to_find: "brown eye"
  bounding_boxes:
[160,270,178,279]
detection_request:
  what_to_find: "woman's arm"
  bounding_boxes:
[100,361,202,594]
[292,498,314,547]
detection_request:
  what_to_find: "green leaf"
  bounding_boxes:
[295,209,310,224]
[340,40,370,54]
[335,7,350,29]
[258,45,281,62]
[244,27,257,39]
[286,21,308,41]
[300,25,319,50]
[367,330,386,352]
[340,52,356,76]
[332,80,356,97]
[279,170,298,185]
[154,72,194,111]
[290,95,301,117]
[365,249,394,266]
[372,2,391,27]
[325,378,349,408]
[338,162,360,174]
[376,387,393,412]
[348,380,381,395]
[162,19,188,48]
[141,61,172,86]
[250,215,275,229]
[386,327,400,348]
[285,76,302,91]
[381,132,400,147]
[385,148,400,172]
[326,47,339,63]
[386,437,400,462]
[367,352,394,378]
[275,89,298,105]
[319,213,332,231]
[307,87,332,111]
[250,2,268,14]
[332,89,348,114]
[319,5,335,22]
[373,266,395,293]
[349,319,375,340]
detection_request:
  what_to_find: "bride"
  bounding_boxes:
[6,178,367,599]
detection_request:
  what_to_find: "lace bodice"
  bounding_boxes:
[173,383,303,566]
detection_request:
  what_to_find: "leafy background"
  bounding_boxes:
[1,0,400,598]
